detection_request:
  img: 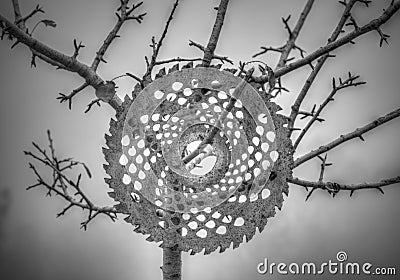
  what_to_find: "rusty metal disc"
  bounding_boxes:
[104,65,293,254]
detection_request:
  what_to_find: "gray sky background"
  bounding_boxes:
[0,0,399,279]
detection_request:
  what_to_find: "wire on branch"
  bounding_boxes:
[289,176,400,198]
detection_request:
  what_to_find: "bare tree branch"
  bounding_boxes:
[9,0,66,69]
[276,0,315,69]
[252,46,285,58]
[72,39,85,59]
[304,154,333,200]
[143,0,179,84]
[279,0,400,76]
[293,73,366,149]
[0,0,145,111]
[11,0,24,29]
[24,130,118,230]
[92,1,146,70]
[252,0,400,82]
[0,14,103,84]
[85,98,102,113]
[189,40,233,64]
[15,4,44,26]
[155,57,202,66]
[294,107,400,168]
[289,176,400,197]
[286,0,358,133]
[201,0,230,67]
[57,82,89,110]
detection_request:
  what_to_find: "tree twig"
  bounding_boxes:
[294,107,400,168]
[1,1,145,111]
[189,40,233,64]
[57,82,89,110]
[155,57,202,66]
[252,46,285,58]
[252,0,400,82]
[85,98,102,113]
[9,0,66,69]
[201,0,230,67]
[15,4,44,26]
[276,0,315,69]
[305,154,334,200]
[143,0,179,84]
[286,0,358,134]
[92,1,145,70]
[24,130,118,230]
[11,0,24,29]
[293,73,366,149]
[0,14,103,85]
[289,176,400,197]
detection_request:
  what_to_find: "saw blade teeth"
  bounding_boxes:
[123,94,131,103]
[182,61,193,69]
[104,134,113,146]
[168,63,180,73]
[223,68,238,75]
[108,191,116,199]
[155,67,166,79]
[115,202,127,213]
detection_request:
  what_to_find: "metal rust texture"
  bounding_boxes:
[103,64,294,255]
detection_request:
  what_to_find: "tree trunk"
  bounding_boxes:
[162,247,182,280]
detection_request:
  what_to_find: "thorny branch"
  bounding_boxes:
[294,107,400,168]
[57,82,89,110]
[286,0,358,134]
[263,0,315,96]
[92,1,146,71]
[189,40,233,65]
[303,154,333,200]
[9,0,65,69]
[15,4,44,26]
[252,0,400,83]
[143,0,179,85]
[24,130,117,230]
[1,0,146,111]
[293,72,366,149]
[155,57,202,66]
[253,0,314,69]
[253,46,285,58]
[288,176,400,198]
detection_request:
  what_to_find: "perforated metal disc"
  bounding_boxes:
[104,66,293,254]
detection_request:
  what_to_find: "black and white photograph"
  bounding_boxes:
[0,0,399,279]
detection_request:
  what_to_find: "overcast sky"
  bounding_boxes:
[0,0,399,279]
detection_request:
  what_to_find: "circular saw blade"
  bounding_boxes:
[103,65,294,254]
